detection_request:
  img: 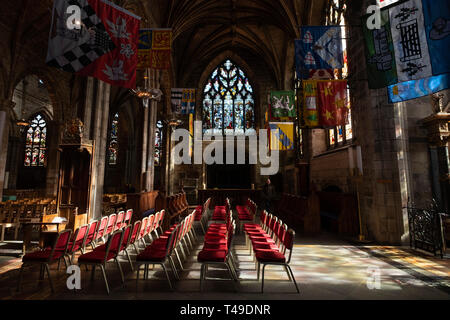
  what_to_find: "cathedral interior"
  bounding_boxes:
[0,0,449,304]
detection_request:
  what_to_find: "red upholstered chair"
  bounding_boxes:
[144,214,155,244]
[136,224,180,291]
[257,228,299,293]
[198,221,238,291]
[138,217,149,248]
[95,216,109,244]
[119,224,134,270]
[82,220,99,252]
[17,229,72,293]
[129,220,142,253]
[123,209,133,226]
[104,213,117,238]
[114,211,125,231]
[78,229,125,295]
[67,224,89,263]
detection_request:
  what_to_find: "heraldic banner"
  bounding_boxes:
[296,26,344,74]
[388,73,450,103]
[137,29,152,69]
[362,9,398,89]
[317,80,349,127]
[47,0,141,89]
[362,0,450,89]
[172,89,196,114]
[302,80,320,127]
[270,91,296,119]
[269,122,295,151]
[150,29,172,69]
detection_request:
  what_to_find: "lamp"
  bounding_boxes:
[131,68,163,107]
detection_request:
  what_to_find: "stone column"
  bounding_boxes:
[0,99,15,199]
[89,81,111,220]
[143,69,160,192]
[45,121,61,197]
[140,101,149,191]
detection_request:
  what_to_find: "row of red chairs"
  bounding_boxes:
[193,198,211,234]
[243,210,299,293]
[136,210,198,290]
[198,200,238,291]
[236,198,257,233]
[16,209,134,293]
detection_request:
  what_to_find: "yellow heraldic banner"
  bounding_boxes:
[269,122,295,151]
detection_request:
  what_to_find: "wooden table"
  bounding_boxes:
[0,223,20,242]
[21,222,64,255]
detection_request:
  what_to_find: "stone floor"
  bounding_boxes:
[0,231,449,300]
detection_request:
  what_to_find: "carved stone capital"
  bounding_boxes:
[421,113,450,147]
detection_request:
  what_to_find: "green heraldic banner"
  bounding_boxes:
[362,10,398,89]
[270,91,296,119]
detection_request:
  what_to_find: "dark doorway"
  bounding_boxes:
[207,164,251,189]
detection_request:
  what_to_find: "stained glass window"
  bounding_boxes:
[24,114,47,167]
[326,0,354,148]
[155,120,164,166]
[203,60,255,135]
[108,112,119,165]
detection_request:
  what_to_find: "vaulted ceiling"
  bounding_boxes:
[0,0,329,103]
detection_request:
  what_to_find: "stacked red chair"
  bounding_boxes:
[123,209,133,226]
[103,213,117,240]
[211,198,230,222]
[82,220,99,252]
[78,229,125,295]
[95,216,109,245]
[128,220,142,253]
[197,209,238,291]
[114,211,125,231]
[236,198,257,233]
[67,224,89,264]
[17,229,72,293]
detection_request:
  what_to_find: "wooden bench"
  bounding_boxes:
[317,192,359,236]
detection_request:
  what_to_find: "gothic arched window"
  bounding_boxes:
[203,59,256,136]
[24,114,47,167]
[325,0,353,148]
[108,112,119,165]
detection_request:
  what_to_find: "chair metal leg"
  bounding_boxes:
[174,248,184,270]
[100,264,110,295]
[284,265,293,282]
[136,264,140,289]
[286,265,300,293]
[169,256,180,280]
[125,250,134,271]
[161,263,173,291]
[44,263,54,293]
[116,258,124,284]
[200,264,205,292]
[261,264,267,293]
[257,262,261,281]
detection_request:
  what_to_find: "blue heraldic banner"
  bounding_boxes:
[296,26,344,75]
[388,73,450,103]
[422,0,450,76]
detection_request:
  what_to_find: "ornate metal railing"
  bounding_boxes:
[407,201,446,258]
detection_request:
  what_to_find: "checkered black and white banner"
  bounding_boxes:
[46,0,115,73]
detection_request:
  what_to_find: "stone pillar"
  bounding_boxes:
[0,100,15,199]
[140,102,149,191]
[143,69,160,191]
[89,81,111,220]
[83,77,95,139]
[45,121,61,197]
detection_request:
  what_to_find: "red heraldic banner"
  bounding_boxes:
[78,0,141,89]
[317,80,349,127]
